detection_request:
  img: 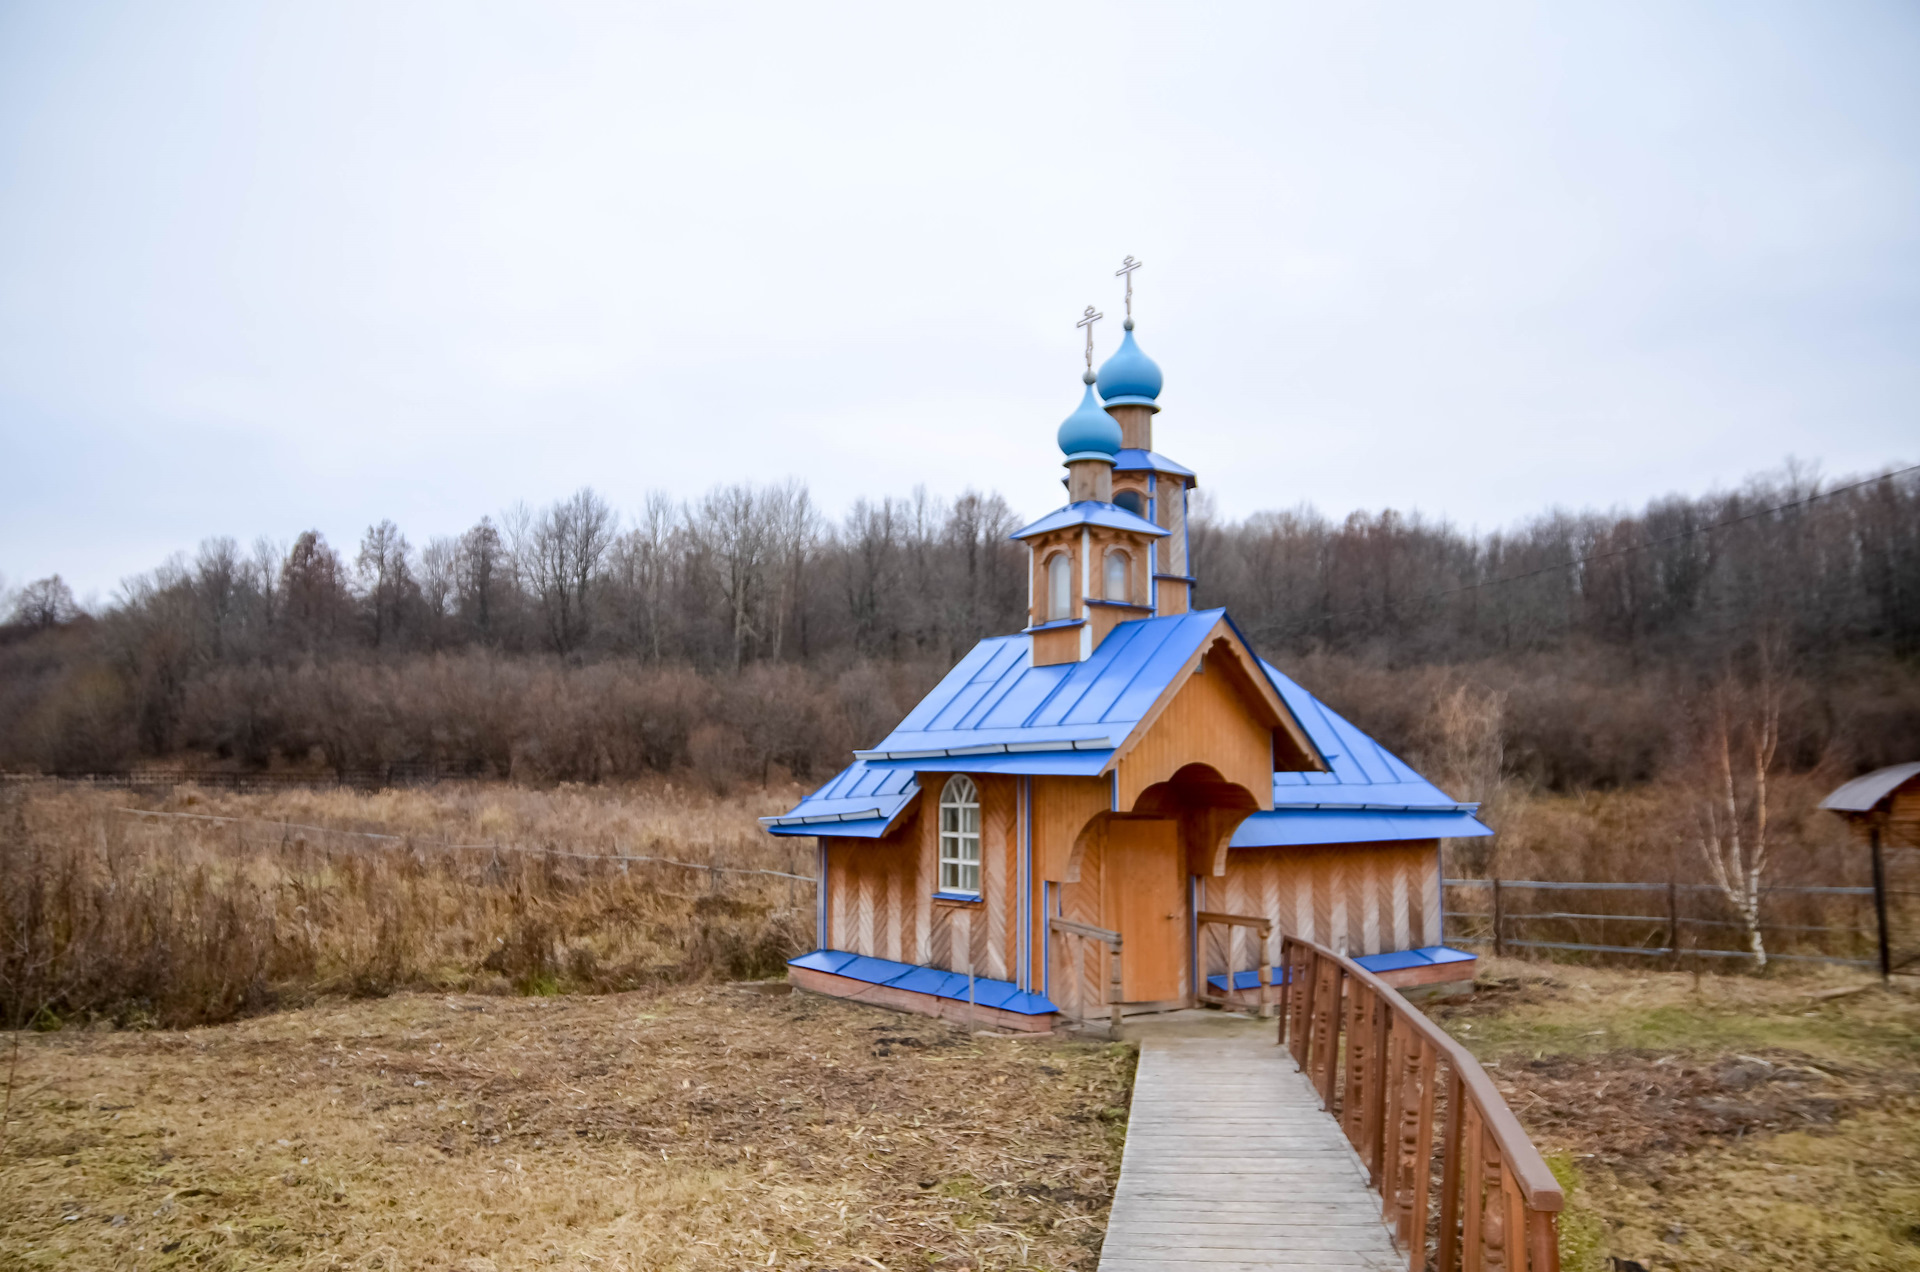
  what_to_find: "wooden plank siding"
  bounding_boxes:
[822,776,1021,981]
[1203,841,1443,972]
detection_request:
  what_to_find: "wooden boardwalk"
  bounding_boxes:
[1098,1023,1403,1271]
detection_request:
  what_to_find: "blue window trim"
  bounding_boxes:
[932,890,983,904]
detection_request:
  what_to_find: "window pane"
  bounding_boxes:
[1048,553,1071,619]
[1105,551,1128,602]
[962,862,980,892]
[962,806,979,834]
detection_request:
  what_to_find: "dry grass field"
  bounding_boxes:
[7,779,1920,1270]
[0,984,1135,1271]
[0,780,822,1027]
[1433,958,1920,1272]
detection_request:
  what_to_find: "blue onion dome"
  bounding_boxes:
[1057,379,1122,458]
[1095,322,1163,407]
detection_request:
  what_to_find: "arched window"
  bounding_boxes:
[1104,549,1131,602]
[938,775,981,894]
[1113,489,1145,517]
[1046,551,1072,620]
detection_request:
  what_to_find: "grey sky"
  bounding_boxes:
[2,2,1916,603]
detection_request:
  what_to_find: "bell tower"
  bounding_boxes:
[1010,260,1200,666]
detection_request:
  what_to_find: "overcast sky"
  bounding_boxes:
[2,2,1916,604]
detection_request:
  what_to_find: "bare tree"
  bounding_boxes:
[10,576,79,630]
[419,536,459,630]
[280,531,352,651]
[519,489,615,653]
[610,492,679,661]
[1688,654,1784,968]
[764,480,818,662]
[689,484,773,669]
[457,517,505,640]
[355,520,415,648]
[192,537,241,660]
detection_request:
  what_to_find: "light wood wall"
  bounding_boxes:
[823,775,1020,980]
[1199,841,1443,973]
[1114,642,1276,812]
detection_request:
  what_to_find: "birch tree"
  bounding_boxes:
[1689,658,1783,969]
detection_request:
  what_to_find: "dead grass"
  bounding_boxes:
[0,984,1135,1270]
[1428,958,1920,1271]
[0,781,820,1027]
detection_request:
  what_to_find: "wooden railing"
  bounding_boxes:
[1278,935,1563,1272]
[1195,910,1273,1014]
[1048,915,1123,1034]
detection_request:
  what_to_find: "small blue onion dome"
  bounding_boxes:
[1096,323,1163,407]
[1057,382,1121,457]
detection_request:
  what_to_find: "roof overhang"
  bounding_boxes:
[1819,762,1920,814]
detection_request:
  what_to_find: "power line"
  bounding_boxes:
[1274,462,1920,635]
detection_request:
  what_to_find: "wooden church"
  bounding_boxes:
[765,273,1487,1031]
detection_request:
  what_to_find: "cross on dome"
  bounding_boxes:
[1075,304,1103,379]
[1115,256,1141,326]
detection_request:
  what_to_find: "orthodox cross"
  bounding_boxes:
[1115,255,1142,320]
[1076,304,1103,374]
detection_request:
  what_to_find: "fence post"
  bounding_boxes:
[1491,878,1504,959]
[1871,823,1892,988]
[1667,881,1681,970]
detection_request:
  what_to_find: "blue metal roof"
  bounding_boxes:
[1230,659,1492,847]
[853,609,1232,761]
[1230,808,1490,848]
[760,763,918,837]
[1258,661,1472,810]
[790,949,1058,1015]
[765,611,1487,850]
[1113,448,1195,481]
[1010,500,1168,541]
[1207,946,1475,991]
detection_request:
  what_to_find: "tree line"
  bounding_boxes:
[2,463,1916,788]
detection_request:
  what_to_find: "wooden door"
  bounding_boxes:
[1102,819,1186,1003]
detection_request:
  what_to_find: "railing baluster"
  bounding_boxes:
[1480,1125,1507,1272]
[1343,977,1368,1142]
[1379,1013,1407,1215]
[1502,1163,1528,1272]
[1438,1066,1465,1272]
[1365,986,1390,1183]
[1460,1102,1485,1272]
[1409,1038,1438,1268]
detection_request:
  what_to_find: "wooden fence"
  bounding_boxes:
[1279,934,1563,1272]
[1441,877,1904,973]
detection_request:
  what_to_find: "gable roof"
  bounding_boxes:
[848,609,1308,770]
[765,614,1493,848]
[1229,660,1492,847]
[762,763,918,838]
[1113,448,1195,481]
[1010,500,1168,541]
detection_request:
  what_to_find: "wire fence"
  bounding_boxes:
[1441,876,1911,973]
[4,766,479,793]
[110,806,821,884]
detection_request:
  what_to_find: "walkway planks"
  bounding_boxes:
[1098,1021,1403,1272]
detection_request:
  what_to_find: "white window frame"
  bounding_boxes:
[1104,548,1130,602]
[1046,551,1072,620]
[938,774,981,895]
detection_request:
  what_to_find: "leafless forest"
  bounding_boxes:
[2,463,1917,794]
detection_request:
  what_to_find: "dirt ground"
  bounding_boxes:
[0,985,1134,1271]
[1428,959,1920,1272]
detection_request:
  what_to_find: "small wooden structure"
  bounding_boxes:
[769,313,1487,1029]
[1820,762,1920,983]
